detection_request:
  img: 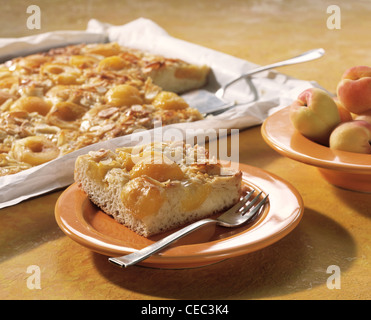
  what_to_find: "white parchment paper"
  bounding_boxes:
[0,18,318,208]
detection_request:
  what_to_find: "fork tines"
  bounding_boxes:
[240,190,268,218]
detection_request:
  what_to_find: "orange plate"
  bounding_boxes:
[55,163,304,269]
[261,106,371,193]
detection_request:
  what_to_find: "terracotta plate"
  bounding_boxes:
[55,163,304,269]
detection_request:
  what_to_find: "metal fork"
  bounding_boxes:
[214,48,325,100]
[108,189,268,268]
[182,48,325,115]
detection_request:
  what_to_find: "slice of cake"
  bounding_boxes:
[74,141,242,237]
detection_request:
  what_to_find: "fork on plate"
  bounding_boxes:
[108,189,268,268]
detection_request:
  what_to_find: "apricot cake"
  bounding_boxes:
[74,141,242,237]
[0,42,209,176]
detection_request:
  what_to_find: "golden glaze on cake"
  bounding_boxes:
[74,141,242,237]
[0,42,209,176]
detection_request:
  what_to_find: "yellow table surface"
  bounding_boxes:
[1,0,370,300]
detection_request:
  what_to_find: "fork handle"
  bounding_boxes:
[217,48,325,98]
[108,218,215,267]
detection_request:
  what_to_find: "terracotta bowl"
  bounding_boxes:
[261,106,371,193]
